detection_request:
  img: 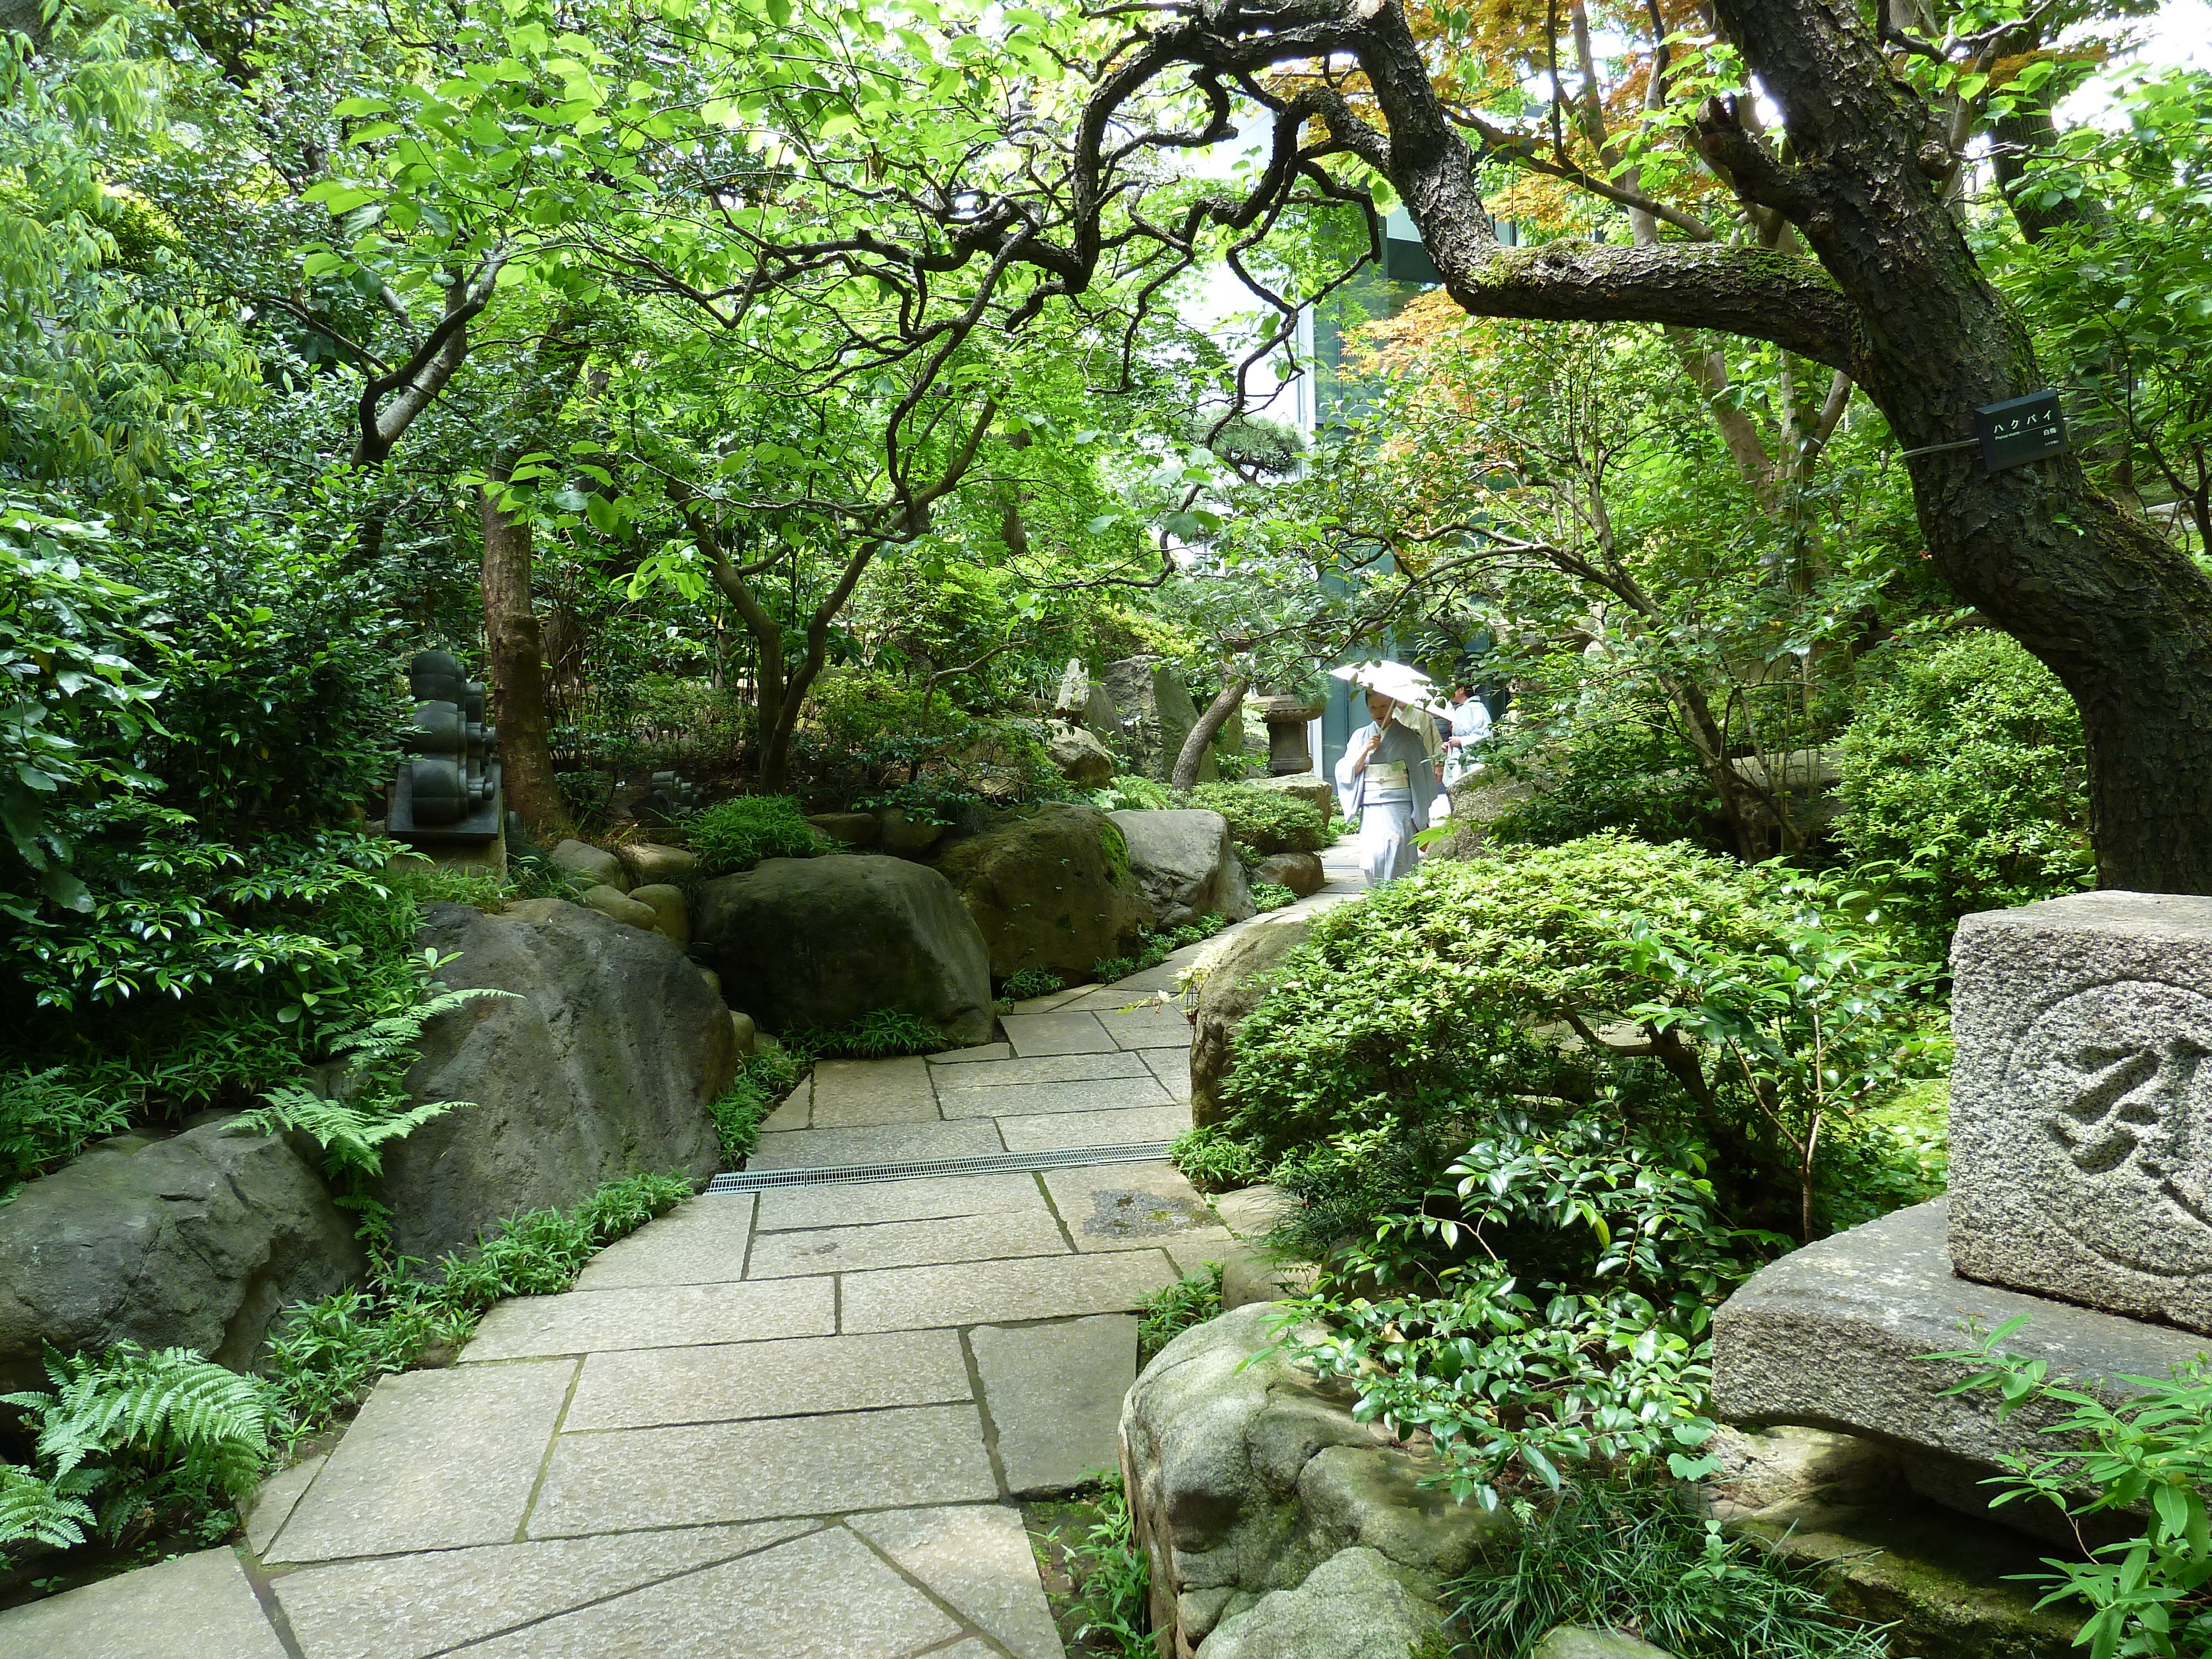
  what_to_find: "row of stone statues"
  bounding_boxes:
[387,650,503,846]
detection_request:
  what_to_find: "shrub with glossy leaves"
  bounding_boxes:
[1834,629,2091,953]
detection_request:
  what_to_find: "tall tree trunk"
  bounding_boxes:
[479,476,568,841]
[1172,674,1249,790]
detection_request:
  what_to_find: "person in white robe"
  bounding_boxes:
[1334,689,1440,886]
[1441,684,1491,789]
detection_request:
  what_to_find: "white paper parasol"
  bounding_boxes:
[1329,660,1449,718]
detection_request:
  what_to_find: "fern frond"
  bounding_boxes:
[0,1463,94,1549]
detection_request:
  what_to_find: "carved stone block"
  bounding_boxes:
[1950,890,2212,1332]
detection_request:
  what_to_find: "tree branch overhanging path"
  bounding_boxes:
[764,0,2209,889]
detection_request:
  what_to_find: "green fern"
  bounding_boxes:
[0,1462,101,1549]
[239,1086,463,1179]
[1,1343,270,1547]
[239,979,514,1182]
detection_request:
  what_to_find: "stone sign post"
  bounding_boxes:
[1710,888,2212,1545]
[1950,891,2212,1333]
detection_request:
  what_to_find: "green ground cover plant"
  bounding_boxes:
[1134,1263,1224,1367]
[1249,881,1297,913]
[1931,1323,2212,1659]
[1452,1477,1892,1658]
[686,796,831,874]
[1091,914,1228,984]
[781,1009,949,1060]
[707,1047,808,1162]
[1027,1475,1152,1659]
[1002,969,1067,1001]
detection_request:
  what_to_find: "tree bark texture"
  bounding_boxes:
[1172,674,1250,791]
[1114,0,2212,890]
[478,479,569,841]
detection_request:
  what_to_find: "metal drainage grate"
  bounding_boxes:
[703,1141,1177,1193]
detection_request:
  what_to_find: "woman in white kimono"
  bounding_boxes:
[1440,683,1491,789]
[1334,688,1441,886]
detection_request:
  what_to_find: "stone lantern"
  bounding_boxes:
[1254,693,1325,775]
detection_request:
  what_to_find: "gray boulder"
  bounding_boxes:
[0,1118,362,1390]
[807,812,881,849]
[1254,851,1324,898]
[1121,1302,1506,1658]
[691,854,994,1046]
[1045,720,1117,789]
[1103,655,1215,784]
[627,882,689,947]
[1198,1547,1442,1659]
[615,842,697,885]
[932,804,1143,979]
[1531,1629,1676,1659]
[1110,809,1255,933]
[875,808,946,858]
[580,883,657,930]
[380,899,738,1262]
[551,838,628,892]
[1711,1198,2207,1543]
[1187,917,1312,1128]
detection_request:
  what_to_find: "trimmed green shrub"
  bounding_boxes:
[687,795,830,874]
[1250,881,1296,913]
[1187,781,1331,854]
[1834,629,2092,953]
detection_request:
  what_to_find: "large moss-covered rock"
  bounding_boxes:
[0,1118,362,1391]
[1109,809,1255,933]
[932,803,1144,979]
[380,899,738,1262]
[1186,918,1312,1128]
[1120,1302,1507,1658]
[691,854,994,1045]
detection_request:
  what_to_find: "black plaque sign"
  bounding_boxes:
[1975,392,2067,472]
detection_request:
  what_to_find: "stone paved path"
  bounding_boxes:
[3,844,1364,1659]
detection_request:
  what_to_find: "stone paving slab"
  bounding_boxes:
[998,1011,1115,1056]
[272,1520,813,1659]
[938,1076,1171,1119]
[1098,1007,1194,1050]
[842,1250,1177,1332]
[574,1194,754,1290]
[929,1040,1013,1064]
[997,1102,1191,1151]
[972,1316,1138,1496]
[1052,985,1170,1013]
[810,1056,942,1126]
[752,1119,1003,1170]
[1009,986,1089,1015]
[243,1450,325,1555]
[851,1504,1068,1659]
[1141,1046,1193,1101]
[930,1050,1152,1091]
[1041,1161,1230,1255]
[564,1331,973,1432]
[268,1359,576,1563]
[456,1526,962,1659]
[747,1208,1070,1277]
[758,1092,812,1133]
[463,1277,834,1361]
[757,1170,1048,1232]
[529,1405,998,1535]
[0,1547,286,1658]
